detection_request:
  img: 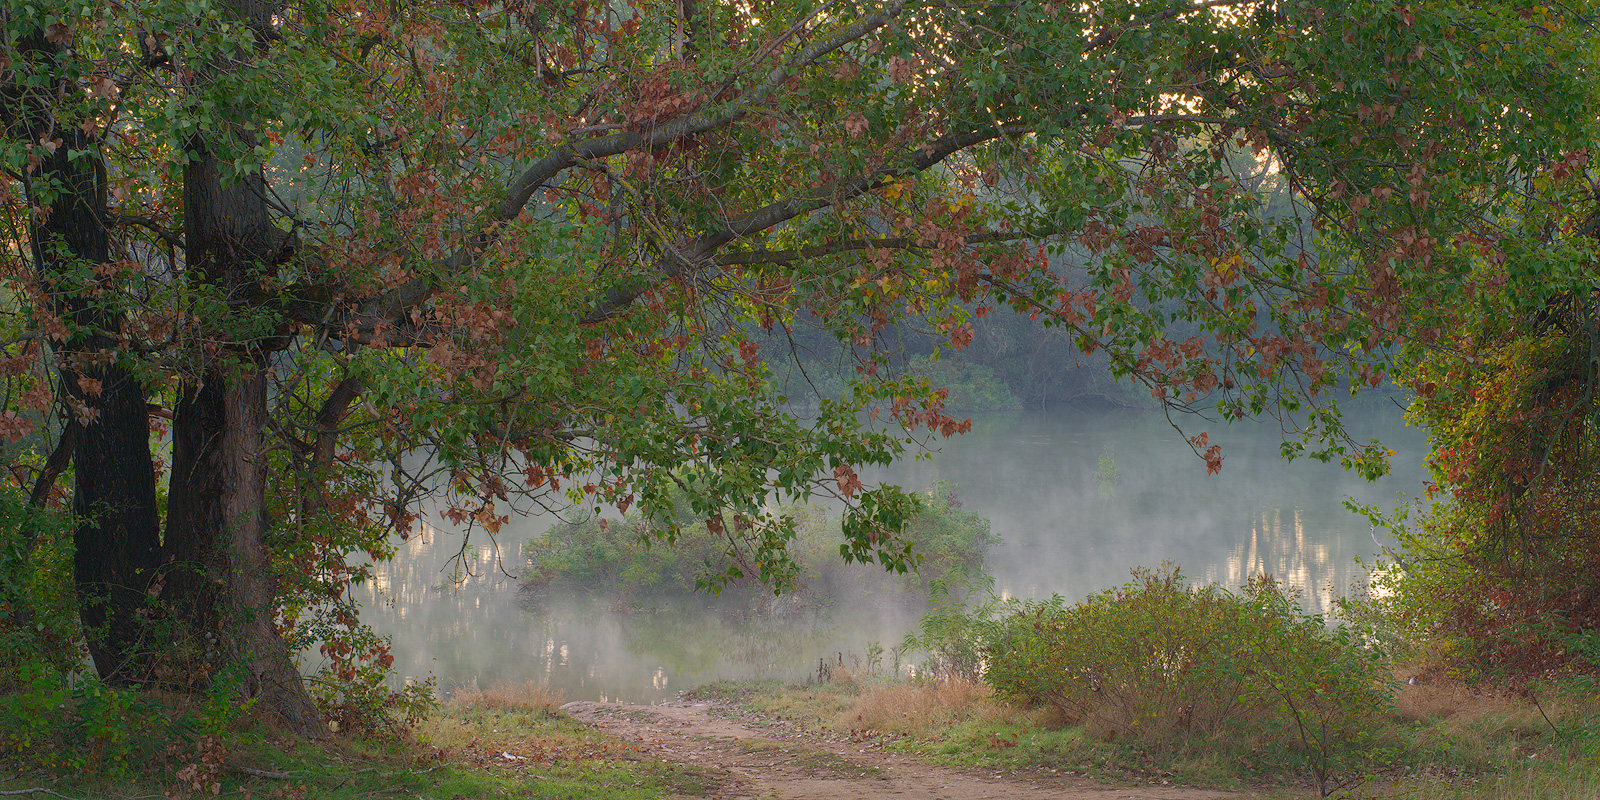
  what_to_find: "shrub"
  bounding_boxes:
[0,488,83,685]
[0,659,243,779]
[983,566,1393,795]
[522,484,998,602]
[900,575,1003,683]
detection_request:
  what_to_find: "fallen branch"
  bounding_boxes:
[226,766,295,780]
[0,788,83,799]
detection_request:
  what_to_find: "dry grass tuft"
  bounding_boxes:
[416,679,575,758]
[839,678,1007,739]
[1391,676,1516,724]
[1397,766,1600,800]
[443,679,565,715]
[825,667,861,692]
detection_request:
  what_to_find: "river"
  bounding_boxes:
[354,402,1428,703]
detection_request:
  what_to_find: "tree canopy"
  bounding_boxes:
[3,0,1597,731]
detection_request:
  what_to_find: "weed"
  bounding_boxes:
[840,678,1003,739]
[442,678,565,715]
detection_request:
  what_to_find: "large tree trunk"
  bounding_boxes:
[68,358,162,683]
[158,0,323,730]
[163,368,322,735]
[13,29,162,682]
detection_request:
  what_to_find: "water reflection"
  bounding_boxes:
[356,405,1426,703]
[871,406,1424,610]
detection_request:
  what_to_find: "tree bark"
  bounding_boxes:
[157,0,324,733]
[11,27,163,682]
[164,367,322,735]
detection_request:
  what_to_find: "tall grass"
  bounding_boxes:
[442,679,565,715]
[1387,767,1600,800]
[839,678,1006,739]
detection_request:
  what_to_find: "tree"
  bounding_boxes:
[1365,152,1600,676]
[2,0,1594,731]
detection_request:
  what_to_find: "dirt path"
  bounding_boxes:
[561,700,1244,800]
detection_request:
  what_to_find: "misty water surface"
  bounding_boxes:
[355,403,1428,704]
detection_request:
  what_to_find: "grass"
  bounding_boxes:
[690,669,1600,799]
[6,670,1596,800]
[0,678,718,800]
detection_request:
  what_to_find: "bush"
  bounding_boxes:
[522,483,998,602]
[0,659,239,780]
[900,575,1003,683]
[1353,494,1600,682]
[983,566,1393,795]
[0,488,82,685]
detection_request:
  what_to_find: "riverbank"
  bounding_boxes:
[690,676,1600,800]
[561,695,1239,800]
[5,674,1595,799]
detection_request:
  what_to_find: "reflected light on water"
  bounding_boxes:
[354,407,1425,703]
[1218,508,1343,610]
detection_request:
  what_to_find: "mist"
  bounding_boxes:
[353,402,1427,703]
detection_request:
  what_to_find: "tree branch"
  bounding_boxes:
[311,374,364,478]
[28,422,76,510]
[0,789,83,799]
[716,229,1047,266]
[350,1,910,330]
[108,212,185,250]
[580,124,1029,323]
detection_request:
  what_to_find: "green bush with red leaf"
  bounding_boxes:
[984,566,1390,795]
[1367,296,1600,680]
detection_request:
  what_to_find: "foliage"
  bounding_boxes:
[4,0,1598,731]
[524,483,998,600]
[1356,265,1600,679]
[273,467,438,733]
[302,643,439,737]
[906,354,1020,412]
[983,566,1392,794]
[775,307,1143,410]
[0,485,80,683]
[1326,0,1600,682]
[0,659,247,781]
[885,483,999,588]
[900,573,1004,683]
[522,491,727,598]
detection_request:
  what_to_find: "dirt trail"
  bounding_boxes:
[561,700,1243,800]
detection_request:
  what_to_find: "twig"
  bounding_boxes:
[0,789,82,799]
[227,766,295,780]
[1529,689,1562,738]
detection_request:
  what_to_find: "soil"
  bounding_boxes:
[561,699,1247,800]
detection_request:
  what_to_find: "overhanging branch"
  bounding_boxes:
[579,124,1031,323]
[350,1,911,331]
[716,229,1050,266]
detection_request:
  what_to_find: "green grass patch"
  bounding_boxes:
[0,681,719,800]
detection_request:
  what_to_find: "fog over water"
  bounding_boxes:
[356,403,1428,704]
